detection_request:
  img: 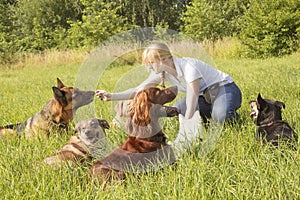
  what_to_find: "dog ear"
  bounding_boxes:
[130,90,151,125]
[257,93,266,109]
[275,101,285,109]
[97,119,110,129]
[257,93,262,100]
[57,78,65,89]
[52,87,68,106]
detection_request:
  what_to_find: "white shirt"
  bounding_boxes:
[136,57,233,94]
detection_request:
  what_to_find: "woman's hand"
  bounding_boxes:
[95,90,112,101]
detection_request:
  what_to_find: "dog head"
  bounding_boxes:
[75,118,110,147]
[52,78,95,111]
[250,93,285,126]
[126,86,178,138]
[128,86,178,126]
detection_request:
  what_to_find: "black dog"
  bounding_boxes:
[250,93,298,148]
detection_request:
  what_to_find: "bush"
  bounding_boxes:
[239,0,300,58]
[66,0,131,49]
[181,0,249,41]
[13,0,83,51]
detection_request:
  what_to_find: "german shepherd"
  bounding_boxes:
[250,93,298,148]
[43,118,110,167]
[0,78,95,138]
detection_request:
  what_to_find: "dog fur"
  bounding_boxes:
[111,100,130,129]
[91,86,179,184]
[0,78,95,138]
[250,93,298,147]
[43,118,110,167]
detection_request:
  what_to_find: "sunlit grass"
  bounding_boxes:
[0,48,299,199]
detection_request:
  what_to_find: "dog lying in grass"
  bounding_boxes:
[250,93,298,148]
[91,86,179,184]
[0,78,95,138]
[43,118,110,167]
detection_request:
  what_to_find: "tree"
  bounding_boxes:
[239,0,300,57]
[13,0,83,51]
[0,0,17,63]
[181,0,249,41]
[66,0,130,49]
[105,0,190,31]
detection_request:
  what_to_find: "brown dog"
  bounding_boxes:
[43,118,110,167]
[0,78,95,138]
[91,86,179,184]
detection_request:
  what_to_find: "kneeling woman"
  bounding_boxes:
[96,42,242,123]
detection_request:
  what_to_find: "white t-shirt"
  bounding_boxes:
[136,57,233,94]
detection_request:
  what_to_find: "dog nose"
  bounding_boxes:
[169,86,178,95]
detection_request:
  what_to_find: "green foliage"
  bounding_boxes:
[105,0,191,31]
[13,0,83,51]
[0,1,18,64]
[239,0,300,58]
[66,0,130,49]
[1,0,300,62]
[181,0,249,41]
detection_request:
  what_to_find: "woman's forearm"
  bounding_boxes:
[185,79,200,119]
[111,88,137,100]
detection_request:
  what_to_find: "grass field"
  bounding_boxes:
[0,49,299,199]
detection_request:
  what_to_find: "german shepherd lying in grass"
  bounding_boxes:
[0,78,95,138]
[250,93,298,148]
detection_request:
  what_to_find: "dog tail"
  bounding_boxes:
[1,123,22,129]
[0,122,25,136]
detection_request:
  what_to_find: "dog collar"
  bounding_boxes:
[259,121,274,127]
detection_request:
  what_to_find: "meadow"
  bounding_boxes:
[0,45,299,199]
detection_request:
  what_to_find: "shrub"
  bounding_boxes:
[13,0,83,51]
[239,0,300,58]
[181,0,249,41]
[66,0,131,49]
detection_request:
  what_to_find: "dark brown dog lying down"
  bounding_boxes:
[43,118,110,167]
[91,86,179,183]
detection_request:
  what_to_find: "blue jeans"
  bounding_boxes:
[174,82,242,123]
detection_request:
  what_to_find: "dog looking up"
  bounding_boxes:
[0,78,95,138]
[42,118,110,167]
[91,86,178,184]
[250,93,298,148]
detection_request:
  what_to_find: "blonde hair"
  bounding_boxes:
[142,42,172,65]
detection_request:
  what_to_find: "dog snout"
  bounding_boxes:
[169,86,178,96]
[88,91,95,96]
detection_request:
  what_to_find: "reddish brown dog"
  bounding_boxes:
[91,86,179,184]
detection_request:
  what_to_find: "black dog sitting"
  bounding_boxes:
[250,93,298,148]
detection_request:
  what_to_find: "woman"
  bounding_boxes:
[96,42,242,123]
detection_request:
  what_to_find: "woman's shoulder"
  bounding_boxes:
[174,57,204,64]
[174,57,207,69]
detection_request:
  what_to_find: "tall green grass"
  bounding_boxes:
[0,50,299,199]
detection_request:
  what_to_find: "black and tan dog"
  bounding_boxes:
[250,93,298,147]
[43,118,110,167]
[0,78,95,138]
[91,86,179,184]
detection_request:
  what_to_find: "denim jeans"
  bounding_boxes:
[174,82,242,123]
